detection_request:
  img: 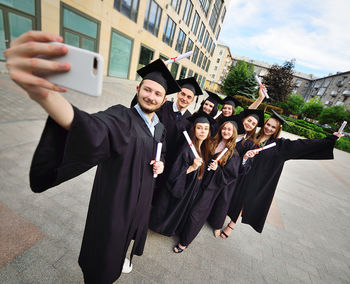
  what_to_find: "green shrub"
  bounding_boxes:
[335,137,350,153]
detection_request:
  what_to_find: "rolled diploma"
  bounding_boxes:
[208,147,228,171]
[338,121,347,133]
[255,75,269,99]
[164,51,193,65]
[183,131,200,158]
[255,142,276,152]
[213,111,222,119]
[153,142,162,178]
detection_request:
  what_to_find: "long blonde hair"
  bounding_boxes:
[209,122,237,167]
[255,118,282,145]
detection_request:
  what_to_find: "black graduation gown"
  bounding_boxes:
[207,139,256,229]
[228,135,338,233]
[179,151,243,246]
[29,105,165,284]
[149,145,202,236]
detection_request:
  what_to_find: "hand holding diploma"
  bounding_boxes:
[208,148,228,171]
[183,131,200,158]
[192,158,203,170]
[151,142,163,178]
[255,75,269,99]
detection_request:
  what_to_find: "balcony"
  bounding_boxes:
[343,90,350,97]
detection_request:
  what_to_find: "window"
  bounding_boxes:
[198,0,210,16]
[179,66,188,79]
[61,4,100,51]
[198,75,202,84]
[201,77,206,88]
[186,38,194,53]
[175,28,186,53]
[209,0,223,32]
[0,0,39,60]
[191,11,200,35]
[214,66,218,71]
[203,31,209,48]
[206,60,211,72]
[144,0,162,36]
[197,52,204,67]
[137,45,154,79]
[207,37,212,52]
[194,72,198,80]
[182,0,193,26]
[192,46,199,63]
[211,43,216,56]
[216,58,220,63]
[114,0,139,22]
[215,25,221,39]
[198,22,205,42]
[171,62,179,78]
[221,7,226,22]
[219,50,223,55]
[159,54,168,61]
[202,56,207,70]
[108,30,133,79]
[188,69,193,77]
[162,15,176,47]
[170,0,182,14]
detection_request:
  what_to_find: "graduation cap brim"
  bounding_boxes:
[270,110,290,126]
[137,59,181,95]
[218,115,245,135]
[187,110,216,126]
[177,77,203,96]
[222,96,242,108]
[241,109,265,127]
[204,90,224,105]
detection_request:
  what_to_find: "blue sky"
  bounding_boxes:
[220,0,350,78]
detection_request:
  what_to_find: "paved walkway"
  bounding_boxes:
[0,74,349,284]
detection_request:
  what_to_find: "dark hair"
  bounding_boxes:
[199,99,218,117]
[190,124,210,179]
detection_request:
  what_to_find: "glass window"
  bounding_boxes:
[198,22,205,42]
[202,56,207,70]
[209,0,222,32]
[201,76,206,88]
[62,5,99,51]
[194,72,198,80]
[185,38,194,53]
[8,12,33,40]
[0,0,35,15]
[0,9,5,60]
[198,75,202,84]
[182,0,193,26]
[197,51,204,67]
[205,60,211,72]
[198,0,210,16]
[114,0,139,22]
[191,46,199,63]
[188,69,193,77]
[221,7,226,22]
[137,45,154,80]
[211,43,215,56]
[162,15,176,47]
[170,0,182,14]
[144,0,162,37]
[171,62,179,78]
[159,54,168,61]
[207,37,212,52]
[191,11,200,35]
[215,25,221,39]
[108,30,133,79]
[179,66,187,79]
[203,31,209,48]
[175,28,186,53]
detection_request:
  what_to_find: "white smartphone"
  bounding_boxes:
[44,43,104,96]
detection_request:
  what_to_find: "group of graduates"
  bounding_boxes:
[149,74,341,255]
[4,30,341,284]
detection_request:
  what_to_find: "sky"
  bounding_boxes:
[220,0,350,78]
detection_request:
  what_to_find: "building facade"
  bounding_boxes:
[204,43,232,92]
[0,0,231,87]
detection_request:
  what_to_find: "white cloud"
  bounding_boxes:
[221,0,350,75]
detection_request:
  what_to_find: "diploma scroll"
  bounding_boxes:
[255,75,269,99]
[153,142,162,178]
[338,121,347,133]
[213,111,222,119]
[255,142,276,152]
[208,147,228,171]
[183,131,200,159]
[164,51,193,65]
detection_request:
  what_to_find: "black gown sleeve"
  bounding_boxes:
[30,105,132,192]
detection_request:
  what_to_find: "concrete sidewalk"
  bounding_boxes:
[0,74,349,284]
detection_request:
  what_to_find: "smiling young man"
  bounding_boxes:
[4,31,181,284]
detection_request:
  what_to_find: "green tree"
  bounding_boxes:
[264,60,296,103]
[319,105,349,126]
[303,98,324,120]
[222,60,258,99]
[282,94,305,115]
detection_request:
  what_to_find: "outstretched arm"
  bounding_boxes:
[4,31,74,130]
[248,85,266,109]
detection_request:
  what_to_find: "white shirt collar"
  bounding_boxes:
[173,101,187,115]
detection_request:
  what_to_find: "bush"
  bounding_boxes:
[303,98,324,120]
[281,94,305,115]
[319,105,349,125]
[282,122,326,139]
[335,137,350,153]
[234,95,284,114]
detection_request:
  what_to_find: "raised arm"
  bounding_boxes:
[4,31,74,130]
[248,85,266,110]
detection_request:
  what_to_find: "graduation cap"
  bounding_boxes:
[241,109,265,127]
[218,115,245,135]
[137,59,181,95]
[204,90,224,105]
[222,96,242,108]
[270,110,290,126]
[177,77,203,97]
[187,111,216,126]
